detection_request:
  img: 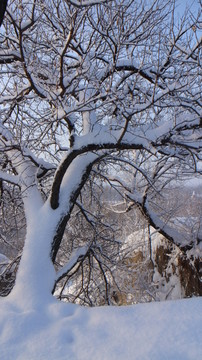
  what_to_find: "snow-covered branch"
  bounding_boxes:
[0,170,19,185]
[55,245,89,282]
[66,0,108,7]
[127,191,196,252]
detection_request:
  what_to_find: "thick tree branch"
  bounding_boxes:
[50,142,144,210]
[0,0,7,27]
[51,157,100,261]
[0,170,19,186]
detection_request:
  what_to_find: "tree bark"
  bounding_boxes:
[0,0,7,27]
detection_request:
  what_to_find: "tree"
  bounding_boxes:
[0,0,201,309]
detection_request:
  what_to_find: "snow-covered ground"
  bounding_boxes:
[0,296,201,360]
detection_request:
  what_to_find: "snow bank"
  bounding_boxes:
[0,296,201,360]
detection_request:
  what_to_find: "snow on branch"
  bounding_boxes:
[0,122,55,177]
[127,191,194,252]
[0,170,19,185]
[66,0,108,7]
[0,121,13,142]
[55,245,89,282]
[22,146,56,173]
[0,50,21,64]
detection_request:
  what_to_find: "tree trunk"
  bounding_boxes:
[10,205,58,310]
[10,153,98,309]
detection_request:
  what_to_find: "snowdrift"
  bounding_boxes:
[0,296,201,359]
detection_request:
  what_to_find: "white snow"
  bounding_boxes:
[0,295,201,360]
[0,170,19,185]
[56,245,88,280]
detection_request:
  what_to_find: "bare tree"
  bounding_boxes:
[0,0,201,308]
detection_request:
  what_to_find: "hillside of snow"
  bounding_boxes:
[0,296,201,360]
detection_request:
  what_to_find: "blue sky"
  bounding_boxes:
[176,0,201,17]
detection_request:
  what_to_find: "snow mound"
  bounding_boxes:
[0,296,201,360]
